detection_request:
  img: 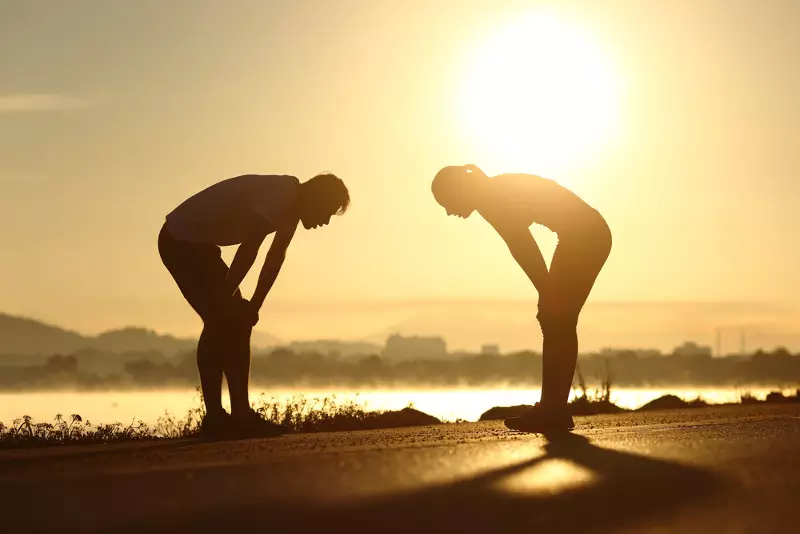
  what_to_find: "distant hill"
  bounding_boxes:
[0,313,87,355]
[0,313,280,357]
[89,327,196,356]
[251,330,282,350]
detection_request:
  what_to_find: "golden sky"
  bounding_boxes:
[0,0,798,339]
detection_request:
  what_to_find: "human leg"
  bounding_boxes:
[220,295,253,416]
[540,226,611,409]
[506,223,611,433]
[158,223,230,417]
[218,303,291,437]
[197,323,226,416]
[538,311,580,411]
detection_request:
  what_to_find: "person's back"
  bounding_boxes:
[165,174,299,246]
[479,173,603,236]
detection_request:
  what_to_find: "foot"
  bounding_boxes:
[200,410,234,440]
[504,403,575,434]
[230,409,292,439]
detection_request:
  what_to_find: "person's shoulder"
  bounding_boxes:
[273,175,300,193]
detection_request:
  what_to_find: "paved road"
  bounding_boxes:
[1,404,798,533]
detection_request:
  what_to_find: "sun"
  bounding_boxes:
[458,11,623,177]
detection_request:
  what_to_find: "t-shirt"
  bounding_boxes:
[165,174,299,245]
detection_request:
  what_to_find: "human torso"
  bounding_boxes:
[479,173,606,237]
[165,174,300,245]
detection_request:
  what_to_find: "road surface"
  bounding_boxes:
[1,404,798,533]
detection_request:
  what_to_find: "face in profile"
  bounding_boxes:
[298,174,350,230]
[300,197,340,229]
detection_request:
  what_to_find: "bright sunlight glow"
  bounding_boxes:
[458,11,624,176]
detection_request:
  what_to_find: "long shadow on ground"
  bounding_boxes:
[146,433,728,533]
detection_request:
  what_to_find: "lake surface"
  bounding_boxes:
[1,386,795,426]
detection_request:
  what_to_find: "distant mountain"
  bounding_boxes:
[251,330,282,350]
[0,313,280,357]
[0,313,87,355]
[90,327,195,356]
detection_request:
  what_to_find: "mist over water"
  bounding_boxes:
[1,386,793,426]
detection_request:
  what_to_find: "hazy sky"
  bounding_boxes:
[1,0,798,339]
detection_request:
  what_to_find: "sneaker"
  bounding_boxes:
[504,403,575,434]
[230,409,292,439]
[200,410,234,440]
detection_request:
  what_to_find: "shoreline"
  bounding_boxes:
[0,381,797,393]
[1,387,797,450]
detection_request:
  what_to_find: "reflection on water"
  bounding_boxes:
[0,386,793,426]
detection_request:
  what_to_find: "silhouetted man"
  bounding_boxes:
[431,164,611,433]
[159,173,350,439]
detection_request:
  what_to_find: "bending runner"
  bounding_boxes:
[431,164,611,433]
[159,173,350,439]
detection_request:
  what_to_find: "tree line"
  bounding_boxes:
[1,344,799,390]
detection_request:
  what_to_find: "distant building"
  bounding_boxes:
[673,341,713,358]
[481,344,500,356]
[382,334,447,361]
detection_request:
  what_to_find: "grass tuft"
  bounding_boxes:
[0,388,437,449]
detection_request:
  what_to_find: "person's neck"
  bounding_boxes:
[468,177,492,213]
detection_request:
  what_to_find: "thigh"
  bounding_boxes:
[549,230,611,315]
[159,229,235,322]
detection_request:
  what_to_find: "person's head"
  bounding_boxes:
[298,173,350,229]
[431,164,488,219]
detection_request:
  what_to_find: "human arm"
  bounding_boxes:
[249,217,299,310]
[489,219,550,294]
[223,227,269,298]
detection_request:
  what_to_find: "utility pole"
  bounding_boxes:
[716,328,722,357]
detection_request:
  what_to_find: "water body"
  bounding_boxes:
[1,386,794,426]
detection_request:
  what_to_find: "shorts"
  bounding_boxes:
[158,222,243,323]
[541,215,612,325]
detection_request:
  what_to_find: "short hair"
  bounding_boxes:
[308,173,350,214]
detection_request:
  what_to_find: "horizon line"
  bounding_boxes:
[4,297,800,342]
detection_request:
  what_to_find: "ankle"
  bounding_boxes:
[538,400,569,415]
[205,406,227,418]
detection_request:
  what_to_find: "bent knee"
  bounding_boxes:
[537,310,579,334]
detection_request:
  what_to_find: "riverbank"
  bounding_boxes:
[2,387,797,449]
